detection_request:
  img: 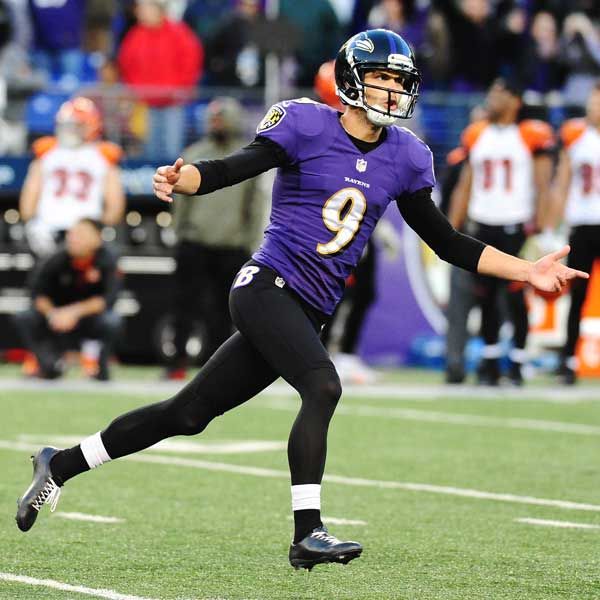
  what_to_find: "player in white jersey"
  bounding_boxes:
[449,79,554,385]
[552,83,600,384]
[19,97,125,257]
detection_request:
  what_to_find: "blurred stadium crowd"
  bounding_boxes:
[1,0,600,157]
[0,0,599,384]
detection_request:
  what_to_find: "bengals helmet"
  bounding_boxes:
[335,29,420,126]
[55,97,102,147]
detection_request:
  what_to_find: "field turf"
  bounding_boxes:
[1,368,599,599]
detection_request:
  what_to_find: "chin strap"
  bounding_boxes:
[365,108,398,127]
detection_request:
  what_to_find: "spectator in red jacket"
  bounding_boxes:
[118,0,203,159]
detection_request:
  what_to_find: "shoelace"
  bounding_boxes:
[312,530,339,544]
[31,478,61,513]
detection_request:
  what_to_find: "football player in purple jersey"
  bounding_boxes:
[16,29,588,571]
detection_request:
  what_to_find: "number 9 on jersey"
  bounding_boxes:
[317,187,367,256]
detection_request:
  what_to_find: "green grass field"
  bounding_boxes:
[1,368,600,599]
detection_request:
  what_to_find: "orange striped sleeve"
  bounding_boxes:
[446,146,467,166]
[461,120,488,152]
[560,119,586,149]
[31,136,57,158]
[98,141,123,165]
[519,119,554,152]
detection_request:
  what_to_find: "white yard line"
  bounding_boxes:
[259,398,600,436]
[106,451,600,513]
[286,515,367,526]
[0,377,597,403]
[3,439,600,513]
[55,512,124,524]
[323,517,367,526]
[19,435,286,455]
[0,572,159,600]
[515,518,600,530]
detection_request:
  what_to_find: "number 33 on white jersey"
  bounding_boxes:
[32,136,122,232]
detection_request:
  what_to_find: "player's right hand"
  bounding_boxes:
[153,157,184,203]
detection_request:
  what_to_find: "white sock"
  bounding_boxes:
[81,339,101,360]
[291,484,321,511]
[509,348,527,364]
[482,344,502,359]
[80,432,112,469]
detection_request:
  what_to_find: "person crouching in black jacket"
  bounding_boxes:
[14,218,122,380]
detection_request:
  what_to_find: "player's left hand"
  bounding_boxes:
[153,157,184,203]
[527,245,589,293]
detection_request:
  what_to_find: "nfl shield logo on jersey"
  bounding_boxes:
[355,158,367,172]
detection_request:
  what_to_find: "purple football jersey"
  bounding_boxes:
[252,99,435,315]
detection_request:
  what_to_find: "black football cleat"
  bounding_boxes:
[289,526,363,571]
[445,365,466,385]
[477,358,500,386]
[506,360,524,386]
[16,446,62,532]
[557,363,577,385]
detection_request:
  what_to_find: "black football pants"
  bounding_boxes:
[470,222,528,350]
[321,239,376,353]
[101,261,341,486]
[563,225,600,357]
[171,241,250,367]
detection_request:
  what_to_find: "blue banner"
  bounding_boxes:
[0,157,159,196]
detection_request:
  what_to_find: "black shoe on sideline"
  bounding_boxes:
[557,363,577,385]
[506,361,524,386]
[16,446,62,532]
[93,360,110,382]
[445,365,466,384]
[289,526,363,571]
[477,358,500,386]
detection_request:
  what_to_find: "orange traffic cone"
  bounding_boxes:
[576,259,600,377]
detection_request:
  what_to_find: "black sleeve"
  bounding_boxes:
[396,187,486,273]
[30,254,62,299]
[192,136,289,195]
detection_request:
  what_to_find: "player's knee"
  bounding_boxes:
[173,405,214,436]
[300,368,342,408]
[322,372,342,406]
[159,398,213,437]
[102,310,123,334]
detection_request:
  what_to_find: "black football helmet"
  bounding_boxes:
[335,29,420,125]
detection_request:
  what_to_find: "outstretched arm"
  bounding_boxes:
[477,244,588,293]
[153,137,288,203]
[397,188,589,294]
